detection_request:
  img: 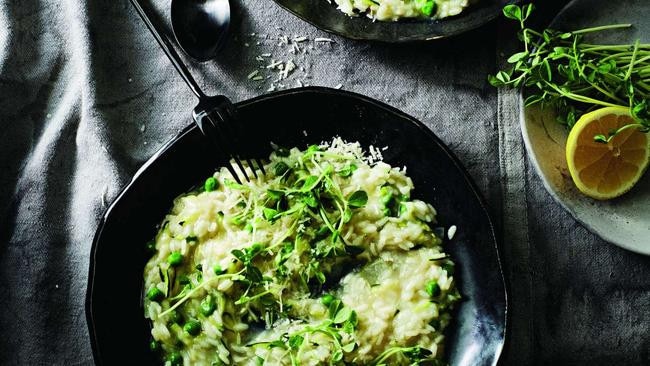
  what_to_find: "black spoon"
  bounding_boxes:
[171,0,230,62]
[129,0,262,183]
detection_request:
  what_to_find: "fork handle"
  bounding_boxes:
[130,0,206,100]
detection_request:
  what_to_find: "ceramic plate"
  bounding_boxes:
[272,0,519,42]
[87,87,507,365]
[520,0,650,254]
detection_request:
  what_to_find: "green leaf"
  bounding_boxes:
[273,162,290,176]
[263,207,279,221]
[348,190,368,208]
[523,3,535,19]
[301,192,318,208]
[268,340,286,349]
[247,243,264,257]
[342,207,352,223]
[224,179,247,190]
[593,134,608,144]
[231,249,248,264]
[246,265,263,283]
[331,349,343,362]
[306,144,321,153]
[333,306,353,324]
[342,342,356,353]
[496,70,511,84]
[507,51,528,64]
[502,4,522,21]
[301,175,319,191]
[267,189,284,200]
[288,335,304,350]
[337,163,358,178]
[328,299,342,319]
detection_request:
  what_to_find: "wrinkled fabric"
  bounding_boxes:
[0,0,648,365]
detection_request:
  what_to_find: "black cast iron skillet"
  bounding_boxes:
[272,0,520,42]
[85,88,507,366]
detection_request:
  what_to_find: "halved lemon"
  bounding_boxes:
[566,106,650,200]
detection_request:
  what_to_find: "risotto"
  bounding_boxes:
[330,0,476,21]
[143,139,461,365]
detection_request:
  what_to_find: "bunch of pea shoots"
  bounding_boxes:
[489,3,650,142]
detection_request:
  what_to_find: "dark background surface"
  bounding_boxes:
[0,0,648,364]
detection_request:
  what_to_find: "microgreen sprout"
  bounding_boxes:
[490,4,650,141]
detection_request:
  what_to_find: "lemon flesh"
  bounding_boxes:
[566,106,650,200]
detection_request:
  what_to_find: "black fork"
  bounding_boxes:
[130,0,266,184]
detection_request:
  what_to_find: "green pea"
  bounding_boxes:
[167,351,182,366]
[421,0,437,16]
[184,320,202,336]
[213,264,224,275]
[146,287,164,302]
[204,177,219,192]
[426,281,441,298]
[167,251,183,267]
[200,295,217,317]
[321,294,335,306]
[149,340,160,353]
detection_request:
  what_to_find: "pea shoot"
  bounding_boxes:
[490,4,650,140]
[146,142,457,365]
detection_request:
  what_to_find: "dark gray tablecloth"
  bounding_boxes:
[0,0,648,365]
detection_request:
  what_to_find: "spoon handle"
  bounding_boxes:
[129,0,206,100]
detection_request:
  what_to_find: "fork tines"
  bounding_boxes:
[197,104,266,185]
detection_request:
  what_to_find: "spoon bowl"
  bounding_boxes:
[171,0,230,62]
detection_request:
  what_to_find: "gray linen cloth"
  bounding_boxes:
[0,0,648,365]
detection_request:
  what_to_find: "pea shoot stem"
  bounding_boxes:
[158,270,244,318]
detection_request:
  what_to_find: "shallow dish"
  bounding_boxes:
[520,0,650,254]
[86,87,506,365]
[272,0,519,42]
